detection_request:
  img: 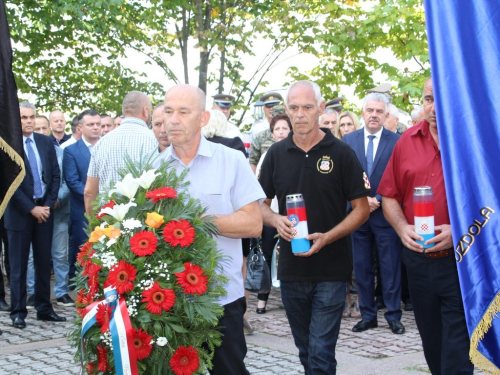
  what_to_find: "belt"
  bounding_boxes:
[33,198,43,206]
[424,248,453,259]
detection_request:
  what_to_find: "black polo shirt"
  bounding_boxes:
[50,133,71,146]
[259,129,370,282]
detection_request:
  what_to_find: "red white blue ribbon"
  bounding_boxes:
[80,287,138,375]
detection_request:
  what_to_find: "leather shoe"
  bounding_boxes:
[256,307,266,314]
[12,317,26,329]
[375,296,385,310]
[36,312,66,322]
[352,319,378,332]
[0,298,10,311]
[404,300,413,311]
[388,320,405,334]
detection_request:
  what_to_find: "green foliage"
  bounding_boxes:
[68,159,228,374]
[7,0,430,118]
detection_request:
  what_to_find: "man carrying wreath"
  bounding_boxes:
[154,84,265,375]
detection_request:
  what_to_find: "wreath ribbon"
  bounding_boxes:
[80,287,139,375]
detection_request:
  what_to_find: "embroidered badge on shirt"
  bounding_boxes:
[363,172,371,189]
[317,155,334,174]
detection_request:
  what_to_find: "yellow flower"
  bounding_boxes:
[145,212,164,229]
[103,225,121,239]
[89,226,105,243]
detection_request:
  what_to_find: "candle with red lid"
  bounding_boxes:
[286,194,310,253]
[414,186,435,249]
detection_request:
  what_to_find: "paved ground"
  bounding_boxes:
[0,282,483,374]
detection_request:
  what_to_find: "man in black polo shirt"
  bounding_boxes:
[259,80,370,374]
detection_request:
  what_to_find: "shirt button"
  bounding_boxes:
[431,173,435,177]
[305,154,308,158]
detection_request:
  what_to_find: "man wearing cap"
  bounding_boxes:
[212,93,241,138]
[325,97,344,114]
[248,92,283,173]
[250,92,283,138]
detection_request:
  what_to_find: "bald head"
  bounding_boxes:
[121,91,152,122]
[165,85,206,112]
[49,110,66,136]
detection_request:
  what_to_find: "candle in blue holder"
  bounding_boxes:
[286,194,310,253]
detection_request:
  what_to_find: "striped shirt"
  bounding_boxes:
[87,117,157,192]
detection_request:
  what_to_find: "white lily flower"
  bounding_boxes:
[134,169,160,189]
[109,173,140,199]
[100,201,137,222]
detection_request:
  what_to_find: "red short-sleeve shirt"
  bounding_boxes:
[377,121,450,226]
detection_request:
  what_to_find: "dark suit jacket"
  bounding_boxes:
[63,139,91,222]
[4,132,60,231]
[206,136,247,157]
[343,127,400,226]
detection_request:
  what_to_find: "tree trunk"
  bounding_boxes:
[194,0,211,93]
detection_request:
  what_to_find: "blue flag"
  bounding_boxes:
[424,1,500,372]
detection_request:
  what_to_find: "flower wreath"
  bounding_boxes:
[69,159,228,375]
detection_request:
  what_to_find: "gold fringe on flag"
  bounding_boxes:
[470,291,500,374]
[0,136,25,217]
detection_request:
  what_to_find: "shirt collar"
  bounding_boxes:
[164,133,214,163]
[81,136,92,148]
[364,126,383,139]
[23,133,35,143]
[285,128,335,151]
[409,120,430,138]
[121,117,149,128]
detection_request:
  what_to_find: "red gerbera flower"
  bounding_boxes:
[77,242,94,267]
[145,187,177,204]
[96,200,115,219]
[163,219,195,248]
[129,231,158,257]
[170,345,200,375]
[142,282,176,315]
[132,328,153,360]
[95,303,115,333]
[107,261,137,294]
[175,262,208,295]
[97,345,110,372]
[76,289,95,317]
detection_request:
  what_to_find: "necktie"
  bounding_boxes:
[366,135,375,177]
[26,138,43,198]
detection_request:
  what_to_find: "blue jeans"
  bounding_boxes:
[281,281,347,375]
[27,212,69,298]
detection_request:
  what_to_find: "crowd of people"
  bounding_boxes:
[0,78,473,374]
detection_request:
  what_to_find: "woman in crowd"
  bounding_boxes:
[255,114,292,313]
[336,111,360,140]
[336,110,362,318]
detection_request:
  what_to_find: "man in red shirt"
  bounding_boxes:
[378,77,473,374]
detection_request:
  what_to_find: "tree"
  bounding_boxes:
[7,0,430,118]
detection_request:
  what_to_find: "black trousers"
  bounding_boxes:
[0,217,9,298]
[258,225,277,302]
[8,214,54,320]
[402,247,473,375]
[210,297,250,375]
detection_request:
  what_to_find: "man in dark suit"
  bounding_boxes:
[343,93,404,334]
[4,102,66,328]
[63,109,101,284]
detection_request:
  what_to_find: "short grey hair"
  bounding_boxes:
[388,103,399,118]
[284,81,322,107]
[20,101,36,115]
[319,108,338,124]
[363,93,389,112]
[411,105,423,121]
[201,110,228,138]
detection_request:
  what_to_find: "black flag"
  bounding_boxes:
[0,0,25,217]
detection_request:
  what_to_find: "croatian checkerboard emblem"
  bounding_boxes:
[420,222,428,231]
[363,172,371,189]
[317,155,334,174]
